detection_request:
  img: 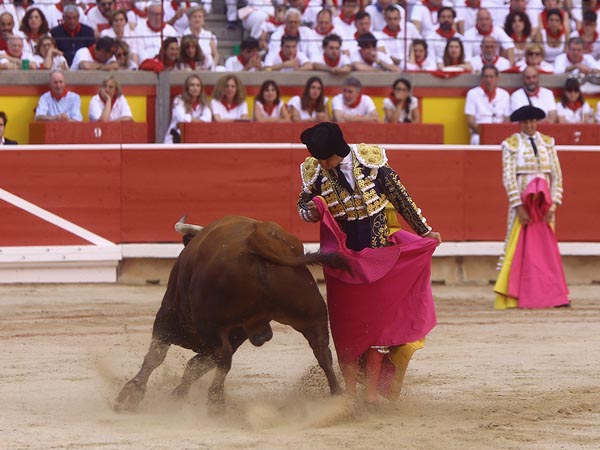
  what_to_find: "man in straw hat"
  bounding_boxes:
[494,105,569,309]
[297,122,442,403]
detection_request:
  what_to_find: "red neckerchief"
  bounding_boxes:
[163,58,176,69]
[339,14,355,25]
[324,53,340,67]
[388,93,401,106]
[221,100,239,111]
[84,3,96,14]
[133,6,148,18]
[279,50,290,62]
[268,16,283,27]
[262,101,276,116]
[423,0,440,12]
[147,20,166,33]
[415,57,425,68]
[192,100,199,110]
[448,58,460,66]
[476,25,493,36]
[480,84,496,102]
[56,3,64,12]
[28,33,42,42]
[51,89,69,101]
[97,23,111,32]
[63,23,81,37]
[482,54,499,65]
[567,53,583,64]
[436,28,455,39]
[347,94,362,109]
[88,45,101,62]
[186,60,196,70]
[101,94,118,111]
[542,10,565,35]
[283,27,299,37]
[465,0,480,8]
[237,54,247,66]
[525,86,540,97]
[566,100,582,112]
[6,48,22,58]
[361,51,376,66]
[511,32,527,43]
[381,26,400,38]
[315,25,334,36]
[546,27,564,39]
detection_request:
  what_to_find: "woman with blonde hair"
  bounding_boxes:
[32,35,68,70]
[88,76,133,122]
[211,74,249,121]
[164,74,212,143]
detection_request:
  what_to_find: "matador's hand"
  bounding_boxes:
[306,201,321,222]
[425,231,442,246]
[516,205,529,225]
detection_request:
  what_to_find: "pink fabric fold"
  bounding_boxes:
[508,177,569,308]
[314,197,437,363]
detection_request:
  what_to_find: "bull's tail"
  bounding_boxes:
[247,222,350,271]
[174,216,203,247]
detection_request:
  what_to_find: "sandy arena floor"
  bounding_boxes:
[0,283,599,450]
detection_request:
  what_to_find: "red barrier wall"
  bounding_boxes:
[480,123,600,145]
[1,145,598,246]
[180,123,444,144]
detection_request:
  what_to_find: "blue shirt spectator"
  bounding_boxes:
[34,70,82,122]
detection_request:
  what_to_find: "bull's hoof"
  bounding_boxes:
[113,381,146,412]
[171,383,190,399]
[206,400,226,416]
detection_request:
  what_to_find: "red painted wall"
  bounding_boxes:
[1,145,598,246]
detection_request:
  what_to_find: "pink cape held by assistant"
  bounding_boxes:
[313,196,437,366]
[505,177,569,308]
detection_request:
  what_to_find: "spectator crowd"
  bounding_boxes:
[2,0,600,144]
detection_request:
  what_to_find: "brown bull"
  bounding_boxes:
[114,216,345,412]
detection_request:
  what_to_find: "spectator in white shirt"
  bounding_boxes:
[211,74,250,122]
[376,5,422,67]
[253,79,291,122]
[463,8,515,65]
[86,0,116,35]
[425,6,462,63]
[264,34,313,71]
[365,0,405,32]
[557,77,594,123]
[464,64,511,144]
[135,1,178,61]
[384,78,420,123]
[554,36,599,74]
[224,37,263,71]
[268,8,319,60]
[471,35,512,72]
[183,5,219,65]
[312,33,352,75]
[333,0,359,40]
[164,74,212,143]
[88,75,133,122]
[287,75,330,122]
[70,36,118,70]
[350,32,400,72]
[100,8,141,64]
[332,76,380,123]
[510,65,558,122]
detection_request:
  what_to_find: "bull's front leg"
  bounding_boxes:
[207,331,233,414]
[114,339,170,412]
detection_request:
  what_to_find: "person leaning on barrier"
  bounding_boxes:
[312,34,352,75]
[34,69,82,122]
[0,111,18,145]
[224,37,262,72]
[70,36,118,71]
[164,74,212,144]
[88,75,133,123]
[464,64,510,145]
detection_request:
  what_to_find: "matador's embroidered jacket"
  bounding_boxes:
[298,143,431,251]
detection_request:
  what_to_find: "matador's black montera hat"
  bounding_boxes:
[510,105,546,122]
[300,122,351,160]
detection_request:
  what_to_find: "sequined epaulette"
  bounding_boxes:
[540,133,554,146]
[503,134,520,152]
[353,143,387,168]
[300,157,320,191]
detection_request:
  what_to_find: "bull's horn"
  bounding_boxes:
[174,215,203,235]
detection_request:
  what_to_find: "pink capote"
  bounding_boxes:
[508,177,569,308]
[314,197,437,364]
